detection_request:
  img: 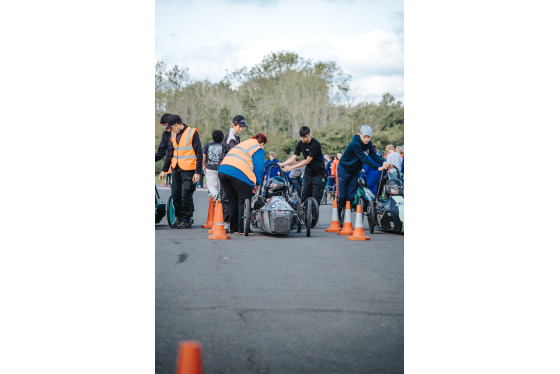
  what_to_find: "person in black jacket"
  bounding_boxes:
[155,113,172,162]
[159,115,203,229]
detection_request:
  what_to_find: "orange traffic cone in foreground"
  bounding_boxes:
[325,200,341,232]
[202,197,214,229]
[338,201,354,236]
[348,203,370,241]
[209,201,230,240]
[176,341,202,374]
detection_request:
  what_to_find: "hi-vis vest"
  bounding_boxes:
[221,139,261,185]
[171,127,198,170]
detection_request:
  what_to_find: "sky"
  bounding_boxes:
[156,0,404,104]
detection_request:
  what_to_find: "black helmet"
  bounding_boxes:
[263,176,288,197]
[384,178,403,197]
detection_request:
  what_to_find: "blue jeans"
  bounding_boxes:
[336,166,360,207]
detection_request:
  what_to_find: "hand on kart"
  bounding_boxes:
[158,171,166,180]
[252,185,259,194]
[192,173,200,183]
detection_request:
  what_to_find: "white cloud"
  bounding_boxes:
[156,0,404,102]
[350,75,404,104]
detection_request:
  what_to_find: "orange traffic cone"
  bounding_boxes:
[176,341,202,374]
[209,201,231,240]
[162,178,167,186]
[348,203,370,241]
[325,200,341,232]
[202,197,214,229]
[207,201,219,234]
[338,201,354,236]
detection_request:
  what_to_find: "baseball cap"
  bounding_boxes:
[232,115,247,127]
[164,114,183,130]
[360,125,373,137]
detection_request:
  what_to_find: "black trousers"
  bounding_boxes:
[171,169,196,222]
[302,174,326,202]
[218,173,253,233]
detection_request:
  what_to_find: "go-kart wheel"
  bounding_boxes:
[166,195,175,227]
[243,198,251,236]
[306,198,312,237]
[304,197,319,228]
[296,196,302,233]
[366,200,375,234]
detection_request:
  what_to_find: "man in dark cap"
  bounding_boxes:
[218,115,247,232]
[159,115,203,229]
[155,113,172,162]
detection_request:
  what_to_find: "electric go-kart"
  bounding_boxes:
[155,186,176,226]
[356,167,404,234]
[242,162,319,237]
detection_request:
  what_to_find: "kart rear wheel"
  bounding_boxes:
[243,198,251,236]
[296,196,302,233]
[166,195,175,227]
[366,200,375,234]
[304,197,319,228]
[306,198,312,237]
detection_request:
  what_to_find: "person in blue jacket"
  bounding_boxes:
[218,133,267,235]
[361,153,382,196]
[337,125,392,217]
[264,151,281,180]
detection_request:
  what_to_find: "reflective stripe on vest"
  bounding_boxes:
[221,139,261,185]
[171,127,198,170]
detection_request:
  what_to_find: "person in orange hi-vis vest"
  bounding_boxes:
[218,133,267,235]
[159,114,203,229]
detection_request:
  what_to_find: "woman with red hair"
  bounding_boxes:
[218,133,267,235]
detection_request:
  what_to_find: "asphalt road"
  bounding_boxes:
[155,185,403,374]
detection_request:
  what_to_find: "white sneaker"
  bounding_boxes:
[224,222,230,232]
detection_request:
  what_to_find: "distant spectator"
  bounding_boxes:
[386,144,403,180]
[264,151,281,180]
[288,157,306,198]
[202,129,226,200]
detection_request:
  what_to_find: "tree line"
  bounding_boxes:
[155,51,403,174]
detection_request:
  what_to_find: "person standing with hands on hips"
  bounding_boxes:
[159,115,203,229]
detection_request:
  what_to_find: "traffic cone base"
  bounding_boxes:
[176,341,202,374]
[202,197,215,228]
[348,203,370,241]
[338,201,354,236]
[325,199,341,232]
[209,201,231,240]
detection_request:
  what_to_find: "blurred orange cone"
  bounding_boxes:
[209,201,230,240]
[207,201,218,234]
[202,197,214,229]
[325,200,341,232]
[338,201,354,236]
[176,341,202,374]
[348,203,370,241]
[162,179,167,186]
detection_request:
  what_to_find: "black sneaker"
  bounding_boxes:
[177,220,191,229]
[171,219,180,228]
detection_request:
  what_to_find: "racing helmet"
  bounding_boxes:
[384,178,403,197]
[263,176,288,197]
